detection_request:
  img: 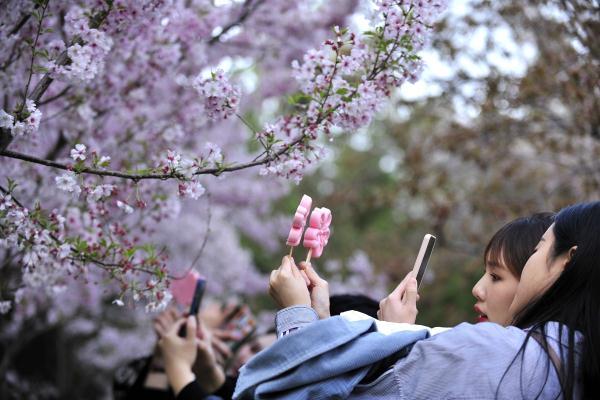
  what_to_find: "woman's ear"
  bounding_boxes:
[567,246,577,265]
[553,245,577,273]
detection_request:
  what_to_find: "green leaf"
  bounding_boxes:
[336,88,349,95]
[123,248,136,260]
[32,64,49,74]
[288,92,313,105]
[6,178,18,192]
[75,239,88,253]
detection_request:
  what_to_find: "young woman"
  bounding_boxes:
[472,212,554,324]
[267,202,599,399]
[379,212,554,326]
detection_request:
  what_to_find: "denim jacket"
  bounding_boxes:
[236,306,582,400]
[233,308,429,399]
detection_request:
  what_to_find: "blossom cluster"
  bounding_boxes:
[1,187,175,311]
[255,1,447,182]
[0,192,70,295]
[0,100,42,138]
[192,69,241,121]
[49,6,114,83]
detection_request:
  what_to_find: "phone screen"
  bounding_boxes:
[188,278,206,316]
[178,278,206,337]
[411,234,436,288]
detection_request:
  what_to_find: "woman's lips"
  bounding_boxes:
[474,305,488,323]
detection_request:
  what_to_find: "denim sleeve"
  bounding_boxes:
[274,306,319,338]
[387,322,564,399]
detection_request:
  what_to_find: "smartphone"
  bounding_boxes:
[178,278,206,337]
[411,234,436,288]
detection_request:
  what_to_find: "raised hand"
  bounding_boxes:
[269,256,311,309]
[299,261,330,319]
[378,272,419,324]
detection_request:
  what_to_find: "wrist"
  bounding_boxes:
[165,362,195,396]
[195,364,225,393]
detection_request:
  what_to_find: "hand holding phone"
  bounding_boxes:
[177,277,206,337]
[377,233,436,324]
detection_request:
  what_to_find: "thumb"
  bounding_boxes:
[402,277,418,305]
[302,262,325,286]
[186,315,197,340]
[280,256,292,273]
[390,273,410,298]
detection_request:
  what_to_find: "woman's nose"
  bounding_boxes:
[472,275,485,301]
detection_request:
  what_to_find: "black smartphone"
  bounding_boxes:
[178,278,206,337]
[411,234,436,288]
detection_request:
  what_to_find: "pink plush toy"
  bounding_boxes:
[303,207,332,262]
[286,194,313,256]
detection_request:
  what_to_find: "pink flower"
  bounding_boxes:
[166,150,181,169]
[55,172,82,197]
[70,144,87,161]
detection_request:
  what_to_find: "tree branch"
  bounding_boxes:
[8,13,32,36]
[0,134,306,181]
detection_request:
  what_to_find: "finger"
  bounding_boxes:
[390,271,413,298]
[155,315,172,335]
[377,309,381,320]
[300,270,310,286]
[280,256,292,273]
[269,269,278,285]
[212,336,232,359]
[186,315,197,341]
[167,318,188,337]
[213,329,242,341]
[287,257,302,279]
[153,321,166,337]
[168,306,180,322]
[302,263,326,286]
[402,277,418,306]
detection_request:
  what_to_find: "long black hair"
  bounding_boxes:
[504,201,600,399]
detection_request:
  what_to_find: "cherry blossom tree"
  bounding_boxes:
[0,0,448,396]
[1,0,447,309]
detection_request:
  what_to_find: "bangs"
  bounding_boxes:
[483,213,555,278]
[484,232,514,274]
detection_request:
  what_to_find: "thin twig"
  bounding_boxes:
[39,86,71,106]
[22,0,50,107]
[9,13,32,36]
[208,0,267,45]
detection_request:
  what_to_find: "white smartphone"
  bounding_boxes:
[411,234,436,288]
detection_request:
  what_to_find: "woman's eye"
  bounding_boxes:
[489,273,500,282]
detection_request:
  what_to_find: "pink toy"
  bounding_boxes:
[286,194,313,255]
[170,269,202,307]
[303,207,332,262]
